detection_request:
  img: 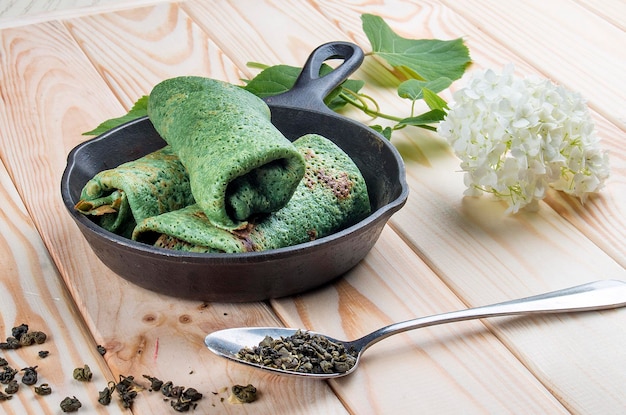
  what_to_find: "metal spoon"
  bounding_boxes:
[205,279,626,379]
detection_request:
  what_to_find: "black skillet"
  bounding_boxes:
[60,41,409,302]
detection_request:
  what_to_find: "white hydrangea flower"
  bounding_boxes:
[437,65,609,213]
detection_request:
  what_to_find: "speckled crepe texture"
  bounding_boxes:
[75,146,195,239]
[147,76,306,230]
[132,134,370,252]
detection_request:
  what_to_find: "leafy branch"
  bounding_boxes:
[83,14,471,139]
[242,14,471,139]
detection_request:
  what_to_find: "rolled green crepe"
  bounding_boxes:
[148,76,306,230]
[75,146,195,239]
[132,134,371,253]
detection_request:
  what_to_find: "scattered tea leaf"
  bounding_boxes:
[142,374,163,392]
[0,366,17,384]
[60,396,82,412]
[20,366,38,385]
[34,383,52,396]
[96,345,106,356]
[11,324,29,341]
[230,384,257,404]
[73,364,93,382]
[5,379,19,394]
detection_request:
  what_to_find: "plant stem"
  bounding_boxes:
[338,91,405,122]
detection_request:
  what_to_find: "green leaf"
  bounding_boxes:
[243,64,364,110]
[370,125,393,140]
[362,14,471,82]
[421,87,448,111]
[326,79,365,111]
[398,109,446,129]
[243,64,301,98]
[397,77,452,101]
[82,95,149,136]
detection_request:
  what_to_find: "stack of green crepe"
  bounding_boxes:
[132,134,371,253]
[76,76,371,253]
[75,146,194,239]
[148,76,306,230]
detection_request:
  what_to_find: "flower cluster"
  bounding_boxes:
[437,65,609,213]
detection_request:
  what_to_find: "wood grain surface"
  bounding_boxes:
[0,0,624,413]
[0,158,121,414]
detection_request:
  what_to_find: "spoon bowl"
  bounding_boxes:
[205,327,357,378]
[205,280,626,379]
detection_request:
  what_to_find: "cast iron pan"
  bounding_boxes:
[60,41,409,302]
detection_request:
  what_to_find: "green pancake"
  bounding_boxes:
[148,76,306,231]
[132,134,371,253]
[75,146,195,239]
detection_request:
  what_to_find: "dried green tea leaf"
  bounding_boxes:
[96,345,106,356]
[230,384,257,404]
[34,383,52,396]
[20,366,38,385]
[5,380,19,394]
[237,330,357,374]
[60,396,82,412]
[72,364,92,382]
[98,383,115,406]
[11,324,29,341]
[170,387,203,412]
[0,366,17,384]
[142,374,163,392]
[115,375,142,409]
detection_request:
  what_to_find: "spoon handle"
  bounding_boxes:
[358,279,626,351]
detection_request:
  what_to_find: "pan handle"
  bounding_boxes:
[263,41,364,114]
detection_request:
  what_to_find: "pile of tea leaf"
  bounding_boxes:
[237,330,357,374]
[0,324,50,403]
[0,323,209,412]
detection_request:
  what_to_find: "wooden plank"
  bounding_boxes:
[440,0,626,132]
[543,115,626,269]
[62,3,247,109]
[0,9,349,414]
[182,0,583,413]
[274,227,569,414]
[0,0,162,29]
[309,0,626,276]
[390,154,626,413]
[183,0,626,412]
[307,1,626,412]
[574,0,626,31]
[2,0,623,413]
[0,163,122,414]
